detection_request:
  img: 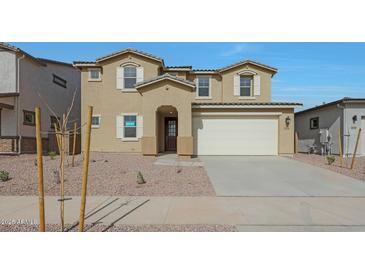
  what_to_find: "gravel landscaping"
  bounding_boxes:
[0,224,236,232]
[293,153,365,181]
[0,153,215,196]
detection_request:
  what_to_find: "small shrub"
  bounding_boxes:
[326,155,335,165]
[137,171,146,184]
[0,171,10,182]
[48,151,57,160]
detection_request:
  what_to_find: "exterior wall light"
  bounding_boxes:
[285,116,291,128]
[352,115,358,124]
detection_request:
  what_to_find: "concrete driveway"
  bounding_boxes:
[201,156,365,197]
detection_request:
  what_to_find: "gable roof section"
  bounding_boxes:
[96,48,164,65]
[73,48,277,75]
[218,59,278,74]
[135,73,195,89]
[295,97,365,115]
[0,42,46,66]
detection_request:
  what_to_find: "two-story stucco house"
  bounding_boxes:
[74,48,302,157]
[0,43,81,154]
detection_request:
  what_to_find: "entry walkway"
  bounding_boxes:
[1,196,365,231]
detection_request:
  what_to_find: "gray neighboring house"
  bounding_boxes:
[0,42,81,154]
[295,98,365,156]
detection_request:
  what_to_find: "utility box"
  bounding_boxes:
[319,128,330,143]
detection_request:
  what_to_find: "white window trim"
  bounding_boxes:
[122,88,138,93]
[195,76,212,99]
[122,64,138,92]
[239,75,254,98]
[91,114,101,128]
[88,68,102,81]
[239,96,256,100]
[235,70,257,98]
[122,112,139,141]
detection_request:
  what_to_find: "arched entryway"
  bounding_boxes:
[156,105,178,153]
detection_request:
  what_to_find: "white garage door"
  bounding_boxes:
[193,115,278,155]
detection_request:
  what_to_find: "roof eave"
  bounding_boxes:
[96,49,164,65]
[218,60,278,74]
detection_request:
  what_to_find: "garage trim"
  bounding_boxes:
[193,112,282,117]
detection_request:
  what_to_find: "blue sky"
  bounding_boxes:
[10,42,365,110]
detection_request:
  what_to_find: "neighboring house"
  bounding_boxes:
[295,98,365,156]
[74,48,302,157]
[0,43,81,154]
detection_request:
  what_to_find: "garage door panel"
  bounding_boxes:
[193,116,278,155]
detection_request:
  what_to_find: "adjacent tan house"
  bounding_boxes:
[0,43,81,154]
[74,48,301,157]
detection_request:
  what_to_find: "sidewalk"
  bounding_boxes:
[1,196,365,230]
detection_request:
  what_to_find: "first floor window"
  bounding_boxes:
[92,115,101,128]
[124,66,137,88]
[240,76,252,97]
[124,115,137,137]
[50,116,60,129]
[23,110,35,126]
[197,77,210,97]
[310,117,319,129]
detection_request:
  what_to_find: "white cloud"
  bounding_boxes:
[221,43,259,57]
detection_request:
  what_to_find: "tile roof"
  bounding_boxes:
[166,66,192,69]
[135,73,195,89]
[295,97,365,115]
[73,61,96,64]
[37,58,73,67]
[192,102,302,106]
[218,59,278,74]
[96,48,164,64]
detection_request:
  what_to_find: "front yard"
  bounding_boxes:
[0,153,215,196]
[293,153,365,181]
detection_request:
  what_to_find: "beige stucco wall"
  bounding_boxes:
[79,51,296,155]
[220,64,272,102]
[139,80,194,155]
[81,53,161,152]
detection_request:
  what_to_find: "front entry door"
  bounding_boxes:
[165,117,177,151]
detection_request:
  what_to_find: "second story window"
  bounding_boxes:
[240,76,252,97]
[310,117,319,129]
[124,66,137,89]
[89,68,101,81]
[197,77,210,97]
[53,74,67,88]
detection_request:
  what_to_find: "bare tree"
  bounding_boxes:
[38,89,79,231]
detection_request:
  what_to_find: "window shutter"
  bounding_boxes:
[116,67,124,89]
[234,74,240,96]
[136,67,144,83]
[116,115,124,138]
[209,77,212,97]
[253,74,261,96]
[137,116,143,138]
[195,78,199,95]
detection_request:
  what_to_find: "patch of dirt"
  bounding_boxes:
[293,153,365,181]
[0,153,215,196]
